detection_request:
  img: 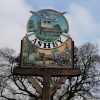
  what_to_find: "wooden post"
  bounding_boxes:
[42,74,51,100]
[13,68,81,100]
[51,76,69,97]
[27,76,42,95]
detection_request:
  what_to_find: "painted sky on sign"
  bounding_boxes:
[0,0,100,54]
[29,9,68,31]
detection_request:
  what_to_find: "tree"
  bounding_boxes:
[54,43,100,100]
[63,28,68,33]
[28,20,35,32]
[23,39,38,65]
[51,49,59,55]
[0,47,40,100]
[0,42,100,100]
[53,24,62,32]
[23,39,38,58]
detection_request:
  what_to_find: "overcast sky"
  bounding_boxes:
[0,0,100,54]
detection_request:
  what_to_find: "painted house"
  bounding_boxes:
[36,18,62,36]
[41,27,62,36]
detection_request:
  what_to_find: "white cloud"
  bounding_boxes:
[0,0,32,54]
[0,1,100,54]
[66,3,100,47]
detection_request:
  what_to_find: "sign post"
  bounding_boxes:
[14,68,80,100]
[43,74,51,100]
[13,9,81,100]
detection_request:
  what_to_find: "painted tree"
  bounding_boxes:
[51,48,59,55]
[53,24,62,32]
[23,39,38,58]
[23,38,38,65]
[28,20,35,32]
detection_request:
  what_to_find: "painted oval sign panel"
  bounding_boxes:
[21,9,74,68]
[26,9,69,49]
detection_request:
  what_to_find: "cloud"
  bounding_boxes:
[0,1,100,54]
[0,0,32,54]
[66,3,100,46]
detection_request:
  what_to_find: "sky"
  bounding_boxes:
[0,0,100,54]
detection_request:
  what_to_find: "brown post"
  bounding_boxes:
[42,74,51,100]
[13,68,81,100]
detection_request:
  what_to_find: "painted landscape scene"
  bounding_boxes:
[22,38,72,67]
[27,9,68,42]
